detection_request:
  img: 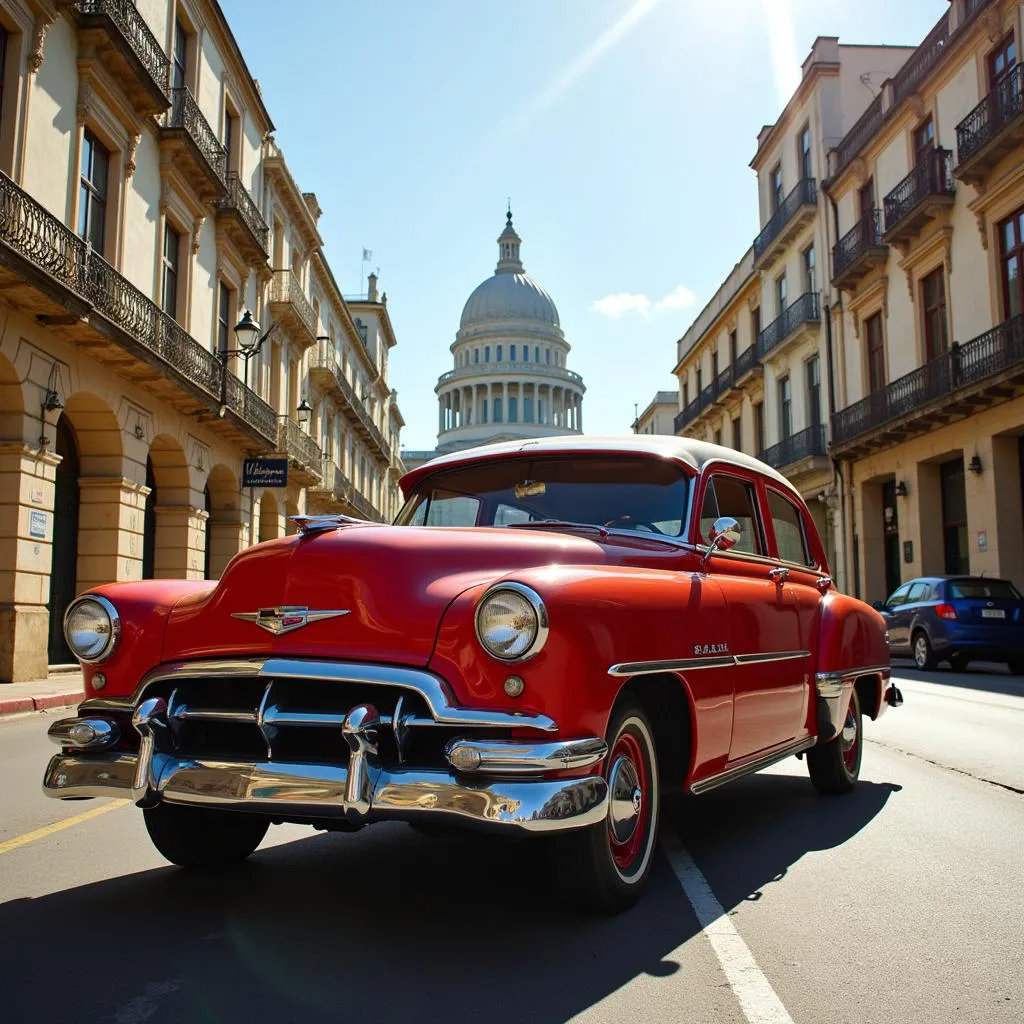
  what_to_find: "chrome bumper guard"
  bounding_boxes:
[43,698,609,834]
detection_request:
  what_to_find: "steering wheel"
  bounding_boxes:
[602,515,664,534]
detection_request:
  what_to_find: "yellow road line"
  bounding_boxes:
[0,799,129,855]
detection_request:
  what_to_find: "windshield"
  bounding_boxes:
[396,456,690,537]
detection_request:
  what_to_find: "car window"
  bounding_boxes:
[886,583,912,608]
[948,579,1022,600]
[406,489,480,527]
[699,475,763,555]
[494,504,534,527]
[767,489,811,566]
[906,582,930,603]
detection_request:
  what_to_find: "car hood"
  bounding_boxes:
[162,524,679,666]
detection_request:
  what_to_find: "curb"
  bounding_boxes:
[0,691,81,719]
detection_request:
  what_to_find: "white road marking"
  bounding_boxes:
[662,830,796,1024]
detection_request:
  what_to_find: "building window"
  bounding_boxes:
[481,398,488,424]
[940,458,969,575]
[921,266,948,361]
[545,348,551,364]
[776,273,787,314]
[78,130,109,254]
[914,118,934,168]
[714,428,722,446]
[799,125,812,180]
[217,281,231,356]
[752,306,761,344]
[523,347,529,362]
[224,108,238,172]
[172,18,188,91]
[510,344,517,361]
[859,178,875,219]
[162,222,181,319]
[509,396,518,423]
[865,312,886,392]
[484,345,490,361]
[803,245,816,294]
[534,346,539,361]
[696,366,703,392]
[683,380,689,407]
[729,330,737,366]
[753,401,765,455]
[732,417,742,451]
[497,344,503,361]
[538,398,546,424]
[524,397,534,423]
[493,397,502,423]
[989,32,1016,90]
[711,349,719,380]
[805,355,821,427]
[770,163,783,213]
[999,206,1024,319]
[778,376,792,439]
[0,25,9,131]
[474,348,479,363]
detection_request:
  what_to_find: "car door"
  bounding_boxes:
[880,583,913,650]
[696,468,809,762]
[901,581,933,643]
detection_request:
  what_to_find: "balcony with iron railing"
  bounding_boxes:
[309,347,391,462]
[75,0,170,116]
[955,64,1024,184]
[0,170,275,446]
[274,416,322,485]
[758,424,828,474]
[831,313,1024,456]
[757,292,821,361]
[674,348,763,434]
[307,462,384,522]
[753,178,817,269]
[832,210,887,290]
[214,172,269,263]
[160,88,228,199]
[270,269,317,349]
[734,344,763,386]
[883,149,955,245]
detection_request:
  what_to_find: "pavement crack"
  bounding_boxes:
[867,739,1023,795]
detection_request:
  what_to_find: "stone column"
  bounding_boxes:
[154,502,209,579]
[0,442,59,682]
[77,477,149,593]
[438,393,444,435]
[207,514,245,580]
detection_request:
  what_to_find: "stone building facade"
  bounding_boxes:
[0,0,403,681]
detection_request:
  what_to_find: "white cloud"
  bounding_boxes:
[590,284,696,319]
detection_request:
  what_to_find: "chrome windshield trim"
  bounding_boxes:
[86,657,558,733]
[609,649,810,677]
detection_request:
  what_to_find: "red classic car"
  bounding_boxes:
[43,436,901,912]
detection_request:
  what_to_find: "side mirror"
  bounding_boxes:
[871,600,885,612]
[701,517,741,572]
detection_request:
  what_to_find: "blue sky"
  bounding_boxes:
[221,0,949,451]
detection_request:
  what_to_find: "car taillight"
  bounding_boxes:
[935,604,958,620]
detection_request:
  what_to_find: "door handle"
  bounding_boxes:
[768,567,789,583]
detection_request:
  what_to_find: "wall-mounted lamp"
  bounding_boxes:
[895,481,908,498]
[297,398,312,425]
[38,370,64,447]
[968,454,983,475]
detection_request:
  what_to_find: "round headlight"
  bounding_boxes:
[64,596,120,663]
[475,583,548,662]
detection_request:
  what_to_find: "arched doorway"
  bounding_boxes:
[48,416,80,664]
[143,456,157,578]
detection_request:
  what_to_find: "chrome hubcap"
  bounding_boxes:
[842,714,857,747]
[609,755,642,843]
[915,638,926,665]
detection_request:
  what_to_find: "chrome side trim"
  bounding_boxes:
[445,736,606,775]
[815,663,893,735]
[815,663,891,687]
[42,752,609,834]
[608,649,810,677]
[690,736,815,795]
[87,658,558,734]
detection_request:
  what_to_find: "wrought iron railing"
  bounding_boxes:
[833,210,885,279]
[674,396,700,434]
[0,170,275,443]
[714,364,734,396]
[214,172,269,252]
[271,268,317,337]
[832,314,1024,446]
[753,178,816,262]
[314,350,391,461]
[313,462,382,522]
[77,0,169,96]
[277,416,322,472]
[892,13,949,106]
[734,345,761,381]
[166,88,227,186]
[759,424,827,470]
[883,149,954,230]
[757,292,821,358]
[835,96,884,176]
[956,64,1024,166]
[437,362,585,385]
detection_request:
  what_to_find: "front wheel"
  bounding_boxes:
[144,803,269,868]
[807,688,861,795]
[555,699,660,915]
[913,630,937,670]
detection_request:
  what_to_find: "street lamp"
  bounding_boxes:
[297,398,312,425]
[220,309,276,388]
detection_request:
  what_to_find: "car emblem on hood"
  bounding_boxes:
[230,606,350,635]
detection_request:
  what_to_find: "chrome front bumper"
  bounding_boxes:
[42,751,608,833]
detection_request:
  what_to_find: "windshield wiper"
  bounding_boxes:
[506,519,609,538]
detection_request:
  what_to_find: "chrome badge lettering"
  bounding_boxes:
[231,606,350,635]
[693,643,730,656]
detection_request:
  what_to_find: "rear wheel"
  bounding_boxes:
[913,630,937,670]
[556,698,659,915]
[144,803,269,868]
[807,688,861,795]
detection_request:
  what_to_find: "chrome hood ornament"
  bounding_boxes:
[231,606,350,635]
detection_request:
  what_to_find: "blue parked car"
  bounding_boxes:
[874,576,1024,674]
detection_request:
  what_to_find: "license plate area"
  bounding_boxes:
[981,609,1006,619]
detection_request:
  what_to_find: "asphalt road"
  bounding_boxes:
[1,662,1021,1024]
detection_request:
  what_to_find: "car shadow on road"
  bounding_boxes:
[891,657,1024,698]
[0,772,899,1024]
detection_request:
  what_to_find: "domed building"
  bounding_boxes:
[432,212,586,455]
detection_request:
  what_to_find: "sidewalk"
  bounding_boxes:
[0,667,84,719]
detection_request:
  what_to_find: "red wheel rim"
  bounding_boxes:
[607,730,649,873]
[841,697,859,772]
